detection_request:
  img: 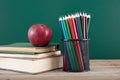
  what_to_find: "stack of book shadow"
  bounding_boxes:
[0,43,62,74]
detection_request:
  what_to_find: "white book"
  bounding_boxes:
[0,55,63,74]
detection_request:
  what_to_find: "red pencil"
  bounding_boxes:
[68,15,84,71]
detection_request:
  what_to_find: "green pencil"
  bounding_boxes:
[64,16,79,71]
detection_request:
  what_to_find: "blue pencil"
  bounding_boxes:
[64,16,79,71]
[59,17,75,70]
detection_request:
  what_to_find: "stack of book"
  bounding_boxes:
[0,43,63,74]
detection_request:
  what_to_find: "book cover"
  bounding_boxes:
[0,42,59,55]
[0,50,61,59]
[0,55,63,74]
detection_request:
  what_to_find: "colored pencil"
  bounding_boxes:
[75,13,83,39]
[87,15,91,38]
[62,17,77,71]
[64,16,79,71]
[71,15,84,71]
[59,18,75,70]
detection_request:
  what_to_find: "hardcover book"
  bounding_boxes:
[0,55,63,74]
[0,43,59,54]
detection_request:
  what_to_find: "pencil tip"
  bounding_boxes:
[64,15,68,20]
[62,16,66,20]
[87,15,91,18]
[59,17,62,21]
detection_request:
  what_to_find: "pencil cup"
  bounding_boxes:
[62,39,90,72]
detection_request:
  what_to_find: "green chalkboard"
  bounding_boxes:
[0,0,120,59]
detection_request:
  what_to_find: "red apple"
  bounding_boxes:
[28,24,53,47]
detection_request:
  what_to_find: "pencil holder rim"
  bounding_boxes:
[61,39,90,41]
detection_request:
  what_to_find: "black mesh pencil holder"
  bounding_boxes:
[62,39,90,72]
